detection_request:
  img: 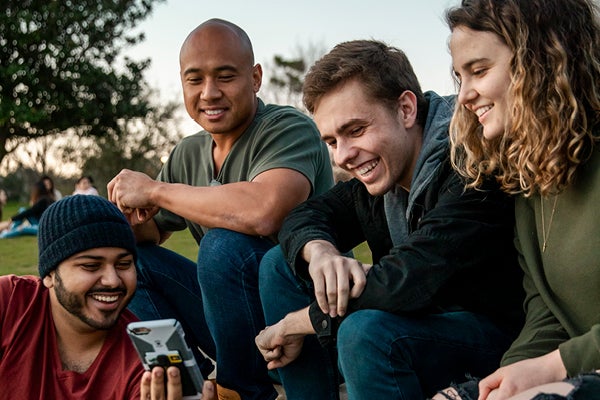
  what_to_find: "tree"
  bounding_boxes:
[261,42,352,182]
[75,92,184,196]
[0,0,164,166]
[261,41,327,111]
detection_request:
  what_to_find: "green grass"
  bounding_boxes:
[0,201,372,276]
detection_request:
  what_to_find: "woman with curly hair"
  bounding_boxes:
[433,0,600,399]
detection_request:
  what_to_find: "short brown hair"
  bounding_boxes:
[303,40,428,127]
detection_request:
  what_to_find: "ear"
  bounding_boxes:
[252,63,263,93]
[42,272,54,289]
[397,90,418,129]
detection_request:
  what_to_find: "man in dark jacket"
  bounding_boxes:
[255,40,525,399]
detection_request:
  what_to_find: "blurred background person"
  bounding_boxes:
[41,175,63,201]
[0,181,55,238]
[73,175,100,196]
[0,188,7,221]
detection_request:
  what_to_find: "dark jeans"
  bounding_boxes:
[129,228,278,400]
[128,243,216,378]
[259,246,340,400]
[259,245,517,400]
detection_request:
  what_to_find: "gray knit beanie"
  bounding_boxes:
[38,195,137,278]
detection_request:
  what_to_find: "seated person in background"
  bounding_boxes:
[0,194,216,399]
[108,18,333,399]
[0,181,54,238]
[434,0,600,399]
[255,39,525,399]
[73,175,100,196]
[0,188,7,220]
[41,174,63,200]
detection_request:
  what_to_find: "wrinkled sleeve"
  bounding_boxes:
[246,110,331,195]
[282,170,519,344]
[279,179,368,280]
[348,172,516,314]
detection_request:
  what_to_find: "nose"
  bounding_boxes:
[100,266,121,287]
[457,79,477,108]
[201,78,222,101]
[334,139,358,169]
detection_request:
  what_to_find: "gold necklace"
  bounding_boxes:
[540,195,558,253]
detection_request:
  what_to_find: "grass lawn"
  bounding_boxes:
[0,201,372,276]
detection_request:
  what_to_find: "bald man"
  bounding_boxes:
[108,19,333,399]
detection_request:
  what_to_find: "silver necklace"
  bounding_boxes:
[541,195,558,253]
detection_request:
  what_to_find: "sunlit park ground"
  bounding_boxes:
[0,201,372,276]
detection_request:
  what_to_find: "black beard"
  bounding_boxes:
[53,270,131,330]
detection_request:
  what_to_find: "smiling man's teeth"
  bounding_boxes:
[92,294,119,303]
[357,160,379,176]
[205,109,224,115]
[475,105,493,117]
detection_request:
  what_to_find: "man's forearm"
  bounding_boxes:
[281,307,316,336]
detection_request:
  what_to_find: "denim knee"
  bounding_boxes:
[258,245,304,293]
[198,228,273,277]
[337,310,383,362]
[258,245,285,287]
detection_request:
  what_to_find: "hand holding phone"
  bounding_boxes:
[128,319,204,399]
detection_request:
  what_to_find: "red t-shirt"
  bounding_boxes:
[0,275,144,399]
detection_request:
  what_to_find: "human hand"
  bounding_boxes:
[478,350,567,400]
[140,366,216,400]
[107,169,159,222]
[255,318,306,369]
[304,240,370,317]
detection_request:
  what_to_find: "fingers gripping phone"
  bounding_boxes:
[127,319,204,399]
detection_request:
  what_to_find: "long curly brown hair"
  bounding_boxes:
[446,0,600,196]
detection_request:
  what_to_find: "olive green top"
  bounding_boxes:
[502,144,600,377]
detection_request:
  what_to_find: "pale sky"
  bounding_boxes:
[126,0,459,132]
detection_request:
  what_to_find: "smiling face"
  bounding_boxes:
[450,26,513,140]
[44,247,136,331]
[179,22,262,140]
[314,79,422,195]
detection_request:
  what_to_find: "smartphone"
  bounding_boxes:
[127,319,204,399]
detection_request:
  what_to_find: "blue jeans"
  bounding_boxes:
[196,228,278,400]
[259,246,342,400]
[0,209,39,238]
[338,309,514,399]
[130,229,279,400]
[128,243,216,378]
[260,246,516,400]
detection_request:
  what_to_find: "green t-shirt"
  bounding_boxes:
[154,99,333,243]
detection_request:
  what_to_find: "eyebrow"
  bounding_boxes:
[72,252,133,261]
[320,118,368,143]
[182,64,239,77]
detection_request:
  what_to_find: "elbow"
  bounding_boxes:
[253,218,280,237]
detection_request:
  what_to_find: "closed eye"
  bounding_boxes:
[350,126,365,137]
[116,260,134,270]
[79,263,101,271]
[472,67,488,76]
[324,139,337,149]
